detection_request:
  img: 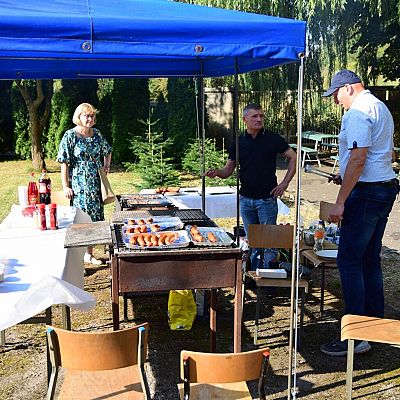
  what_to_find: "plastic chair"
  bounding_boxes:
[46,323,150,400]
[244,224,309,345]
[341,314,400,399]
[178,347,270,399]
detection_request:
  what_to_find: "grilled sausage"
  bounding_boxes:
[136,235,146,247]
[207,232,218,243]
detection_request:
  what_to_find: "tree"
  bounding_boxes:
[46,79,98,158]
[125,117,179,189]
[167,78,197,164]
[0,81,13,153]
[14,79,53,170]
[111,79,149,163]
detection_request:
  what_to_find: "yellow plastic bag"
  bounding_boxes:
[168,289,197,330]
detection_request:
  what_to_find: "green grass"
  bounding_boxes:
[0,159,143,223]
[0,159,210,223]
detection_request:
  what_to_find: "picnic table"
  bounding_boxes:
[0,205,96,333]
[302,131,338,151]
[139,186,290,218]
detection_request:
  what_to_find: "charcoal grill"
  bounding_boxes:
[109,208,242,352]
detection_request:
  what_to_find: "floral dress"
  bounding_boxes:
[57,128,112,222]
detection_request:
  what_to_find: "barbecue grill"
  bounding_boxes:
[108,208,242,352]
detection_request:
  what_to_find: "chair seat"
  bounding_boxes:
[178,381,252,400]
[59,365,145,399]
[341,314,400,345]
[247,271,309,292]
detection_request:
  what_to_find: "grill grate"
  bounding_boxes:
[112,208,210,223]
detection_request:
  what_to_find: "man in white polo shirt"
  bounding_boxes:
[320,69,399,356]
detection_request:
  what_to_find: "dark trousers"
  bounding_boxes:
[337,180,398,317]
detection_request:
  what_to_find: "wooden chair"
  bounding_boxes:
[178,347,270,399]
[301,201,338,315]
[245,224,309,345]
[50,190,71,206]
[341,315,400,399]
[46,323,150,400]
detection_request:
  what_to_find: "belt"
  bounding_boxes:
[355,179,398,188]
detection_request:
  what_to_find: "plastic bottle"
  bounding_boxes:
[313,220,325,252]
[49,203,58,230]
[38,169,51,205]
[38,203,47,230]
[27,172,39,206]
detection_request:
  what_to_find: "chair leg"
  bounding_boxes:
[123,293,128,322]
[320,267,326,316]
[61,305,71,330]
[346,339,355,400]
[298,288,306,348]
[254,286,261,345]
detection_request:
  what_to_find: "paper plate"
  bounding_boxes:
[315,250,338,259]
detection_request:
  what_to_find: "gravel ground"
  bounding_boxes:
[1,162,400,399]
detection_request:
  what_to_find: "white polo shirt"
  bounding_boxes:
[338,90,395,182]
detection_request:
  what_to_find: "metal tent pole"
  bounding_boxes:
[199,64,206,212]
[233,61,240,247]
[287,53,305,400]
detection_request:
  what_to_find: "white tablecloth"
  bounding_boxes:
[0,205,96,331]
[139,186,290,218]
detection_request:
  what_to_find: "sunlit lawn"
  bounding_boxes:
[0,159,143,223]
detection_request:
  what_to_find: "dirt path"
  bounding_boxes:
[1,161,400,399]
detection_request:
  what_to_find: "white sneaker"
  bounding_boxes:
[84,253,102,265]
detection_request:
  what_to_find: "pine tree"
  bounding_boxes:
[125,117,179,189]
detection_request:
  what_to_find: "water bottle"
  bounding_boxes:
[313,220,325,252]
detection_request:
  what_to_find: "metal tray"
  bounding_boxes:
[186,225,233,247]
[123,230,190,250]
[123,216,183,232]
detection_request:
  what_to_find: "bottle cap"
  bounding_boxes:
[50,203,57,208]
[38,203,46,209]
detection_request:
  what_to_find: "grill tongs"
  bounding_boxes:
[304,164,342,184]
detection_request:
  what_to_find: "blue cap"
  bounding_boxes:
[322,69,362,97]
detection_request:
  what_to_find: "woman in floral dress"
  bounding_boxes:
[57,103,112,264]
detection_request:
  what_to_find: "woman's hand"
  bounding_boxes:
[103,165,110,175]
[63,186,74,199]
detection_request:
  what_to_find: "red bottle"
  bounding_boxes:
[49,203,58,230]
[38,169,51,205]
[28,172,39,206]
[38,203,47,230]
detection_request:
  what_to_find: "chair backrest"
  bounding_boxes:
[180,347,270,384]
[46,322,148,371]
[319,201,334,222]
[51,190,71,206]
[248,224,293,249]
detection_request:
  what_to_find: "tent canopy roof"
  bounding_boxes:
[0,0,306,79]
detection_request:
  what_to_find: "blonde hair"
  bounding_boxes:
[72,103,98,126]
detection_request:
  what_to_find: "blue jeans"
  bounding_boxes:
[337,181,398,318]
[240,195,278,270]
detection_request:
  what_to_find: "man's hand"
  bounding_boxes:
[329,202,344,223]
[203,168,219,178]
[270,180,289,198]
[328,174,342,185]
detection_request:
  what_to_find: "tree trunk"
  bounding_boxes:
[15,79,53,171]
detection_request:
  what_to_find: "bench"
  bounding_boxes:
[341,314,400,399]
[290,144,321,167]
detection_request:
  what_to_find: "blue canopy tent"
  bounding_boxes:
[0,0,305,79]
[0,1,306,397]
